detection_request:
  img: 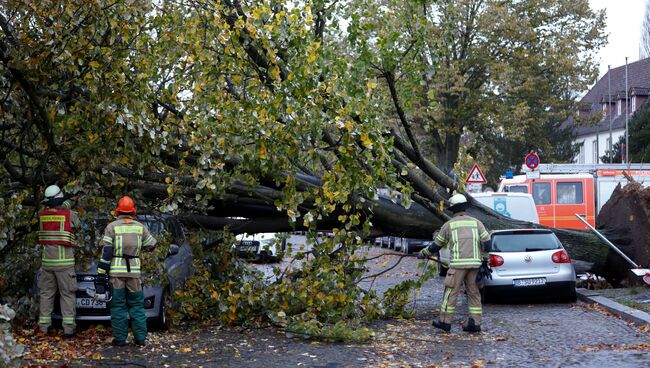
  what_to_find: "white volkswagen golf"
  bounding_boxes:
[482,229,577,302]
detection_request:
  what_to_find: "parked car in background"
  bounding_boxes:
[46,214,193,330]
[470,192,539,224]
[235,232,286,261]
[482,229,576,302]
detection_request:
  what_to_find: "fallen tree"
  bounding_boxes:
[0,0,614,339]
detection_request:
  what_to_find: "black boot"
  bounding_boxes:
[432,320,451,332]
[462,318,481,333]
[134,339,146,346]
[112,339,126,347]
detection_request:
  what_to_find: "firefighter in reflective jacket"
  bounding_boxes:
[418,193,490,333]
[38,185,79,338]
[97,196,156,346]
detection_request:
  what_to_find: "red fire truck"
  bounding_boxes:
[498,164,650,230]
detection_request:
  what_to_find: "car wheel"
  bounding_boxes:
[151,289,171,331]
[566,288,577,303]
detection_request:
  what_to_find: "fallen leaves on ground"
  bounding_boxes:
[15,324,110,366]
[575,342,650,353]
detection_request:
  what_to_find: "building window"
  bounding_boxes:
[632,96,637,112]
[578,143,585,164]
[617,100,622,115]
[556,182,584,204]
[533,182,551,205]
[592,140,598,163]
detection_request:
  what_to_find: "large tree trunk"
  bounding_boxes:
[595,180,650,286]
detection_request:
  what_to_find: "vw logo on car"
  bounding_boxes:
[524,255,533,263]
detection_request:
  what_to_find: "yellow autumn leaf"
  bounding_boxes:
[360,132,372,148]
[259,142,267,159]
[165,177,172,184]
[89,60,100,68]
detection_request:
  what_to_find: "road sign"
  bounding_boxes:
[525,151,540,170]
[465,164,487,184]
[526,171,540,179]
[467,183,483,192]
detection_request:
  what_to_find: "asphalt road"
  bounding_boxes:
[85,246,650,368]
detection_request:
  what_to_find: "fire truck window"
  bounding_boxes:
[556,182,583,204]
[532,182,551,205]
[506,185,528,193]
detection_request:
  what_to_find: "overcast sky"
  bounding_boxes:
[589,0,647,77]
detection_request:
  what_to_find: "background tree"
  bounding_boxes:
[642,0,650,58]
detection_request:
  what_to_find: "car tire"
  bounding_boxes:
[566,288,577,303]
[151,289,171,331]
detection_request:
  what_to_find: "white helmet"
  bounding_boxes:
[449,193,467,206]
[44,185,63,200]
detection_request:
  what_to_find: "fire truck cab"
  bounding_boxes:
[498,164,650,230]
[499,173,594,229]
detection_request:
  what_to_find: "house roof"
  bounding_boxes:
[568,58,650,138]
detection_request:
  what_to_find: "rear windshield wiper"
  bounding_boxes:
[525,248,550,252]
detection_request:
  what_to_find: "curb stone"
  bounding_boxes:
[577,288,650,326]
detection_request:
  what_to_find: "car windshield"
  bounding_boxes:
[490,232,561,252]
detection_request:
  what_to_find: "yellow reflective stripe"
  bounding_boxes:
[450,220,478,229]
[59,245,64,260]
[452,230,459,260]
[42,259,74,266]
[102,236,113,244]
[445,306,456,313]
[114,225,143,235]
[472,228,479,259]
[441,288,452,312]
[116,236,122,257]
[479,231,490,241]
[62,317,75,324]
[137,235,141,255]
[39,316,51,324]
[450,259,482,266]
[40,215,66,222]
[435,233,447,245]
[142,234,155,246]
[469,307,482,314]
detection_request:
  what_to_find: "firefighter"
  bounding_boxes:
[97,196,156,346]
[418,193,490,333]
[37,185,79,338]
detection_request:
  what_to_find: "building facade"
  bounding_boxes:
[566,58,650,164]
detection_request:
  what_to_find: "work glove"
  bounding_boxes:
[97,259,110,276]
[417,248,432,259]
[476,259,493,282]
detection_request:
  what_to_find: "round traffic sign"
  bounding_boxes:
[525,151,540,170]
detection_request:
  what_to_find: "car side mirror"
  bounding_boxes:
[168,244,180,256]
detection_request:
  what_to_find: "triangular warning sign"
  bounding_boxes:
[465,164,487,184]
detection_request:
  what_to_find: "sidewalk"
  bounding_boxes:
[577,287,650,326]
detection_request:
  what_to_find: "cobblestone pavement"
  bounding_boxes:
[87,247,650,368]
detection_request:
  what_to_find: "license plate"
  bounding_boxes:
[238,245,258,252]
[513,277,546,287]
[76,298,106,309]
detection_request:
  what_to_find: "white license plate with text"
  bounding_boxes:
[76,298,106,309]
[513,277,546,287]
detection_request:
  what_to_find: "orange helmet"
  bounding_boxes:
[115,196,136,216]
